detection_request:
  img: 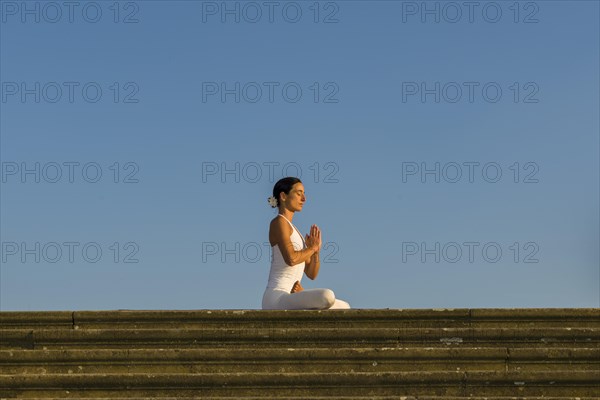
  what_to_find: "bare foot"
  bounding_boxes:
[291,280,304,293]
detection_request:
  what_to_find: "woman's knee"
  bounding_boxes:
[321,288,336,308]
[332,299,351,309]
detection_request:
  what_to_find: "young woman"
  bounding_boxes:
[261,177,351,310]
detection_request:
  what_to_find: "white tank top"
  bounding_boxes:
[265,214,307,291]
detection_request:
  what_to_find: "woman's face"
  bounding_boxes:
[282,182,305,211]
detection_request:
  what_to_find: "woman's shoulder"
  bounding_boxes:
[270,214,283,226]
[269,215,291,246]
[270,215,290,230]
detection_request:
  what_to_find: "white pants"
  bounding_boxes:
[262,288,351,310]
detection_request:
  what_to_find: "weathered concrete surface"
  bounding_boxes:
[0,308,598,398]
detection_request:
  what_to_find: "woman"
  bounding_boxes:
[261,177,351,310]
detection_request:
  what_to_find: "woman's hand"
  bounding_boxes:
[305,224,322,253]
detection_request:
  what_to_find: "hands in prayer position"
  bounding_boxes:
[305,224,322,253]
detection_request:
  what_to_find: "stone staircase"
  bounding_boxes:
[0,308,598,399]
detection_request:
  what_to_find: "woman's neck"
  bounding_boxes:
[278,209,294,222]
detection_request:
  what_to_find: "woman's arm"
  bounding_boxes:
[271,218,318,266]
[304,250,320,280]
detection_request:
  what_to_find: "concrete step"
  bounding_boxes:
[3,398,599,400]
[1,371,598,397]
[1,309,598,330]
[1,347,597,374]
[1,327,597,350]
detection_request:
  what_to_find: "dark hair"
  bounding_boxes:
[272,177,302,206]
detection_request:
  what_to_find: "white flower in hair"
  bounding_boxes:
[267,195,278,208]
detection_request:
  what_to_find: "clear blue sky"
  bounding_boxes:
[1,0,598,310]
